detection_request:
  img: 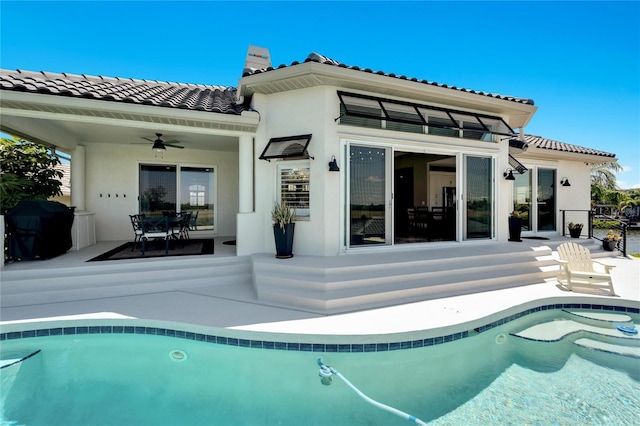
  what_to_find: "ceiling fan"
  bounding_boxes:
[138,133,184,151]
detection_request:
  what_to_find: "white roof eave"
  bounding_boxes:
[0,91,259,135]
[238,62,537,128]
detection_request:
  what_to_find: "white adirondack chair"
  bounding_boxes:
[556,242,616,295]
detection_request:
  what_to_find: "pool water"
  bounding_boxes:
[1,311,639,425]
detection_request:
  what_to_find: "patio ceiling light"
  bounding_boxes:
[152,140,167,152]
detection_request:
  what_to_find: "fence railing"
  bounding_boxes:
[560,210,627,257]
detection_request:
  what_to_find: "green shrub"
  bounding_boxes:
[593,220,622,229]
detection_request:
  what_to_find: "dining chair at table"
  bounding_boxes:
[140,216,173,255]
[189,210,199,231]
[129,214,145,251]
[178,212,191,240]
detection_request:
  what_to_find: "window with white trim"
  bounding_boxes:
[278,162,310,218]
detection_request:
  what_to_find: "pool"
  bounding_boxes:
[1,304,639,425]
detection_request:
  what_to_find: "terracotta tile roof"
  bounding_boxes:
[0,69,245,115]
[524,134,615,158]
[243,52,536,106]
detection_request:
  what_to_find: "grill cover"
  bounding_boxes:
[5,200,75,260]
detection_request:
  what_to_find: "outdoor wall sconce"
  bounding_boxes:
[328,155,340,172]
[560,177,571,187]
[503,169,516,181]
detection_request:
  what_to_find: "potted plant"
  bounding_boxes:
[272,201,296,258]
[508,211,522,242]
[602,230,620,251]
[568,222,583,238]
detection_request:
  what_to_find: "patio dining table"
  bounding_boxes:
[139,216,183,255]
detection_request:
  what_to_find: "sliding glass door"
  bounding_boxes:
[511,167,556,234]
[464,155,494,239]
[180,166,215,230]
[346,143,497,247]
[139,165,177,216]
[139,164,215,230]
[537,168,556,231]
[349,145,390,246]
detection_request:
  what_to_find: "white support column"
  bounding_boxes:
[68,145,95,249]
[236,135,262,255]
[238,135,254,213]
[70,145,86,211]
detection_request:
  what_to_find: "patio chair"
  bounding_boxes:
[189,210,199,231]
[555,242,616,295]
[178,212,191,240]
[140,216,172,255]
[129,214,145,251]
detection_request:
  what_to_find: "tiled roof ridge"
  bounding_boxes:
[524,134,615,158]
[0,68,245,115]
[242,52,536,106]
[12,68,231,91]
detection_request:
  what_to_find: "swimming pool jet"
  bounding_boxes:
[316,357,428,425]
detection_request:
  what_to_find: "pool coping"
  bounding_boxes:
[2,298,637,353]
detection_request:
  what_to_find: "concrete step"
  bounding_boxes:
[253,244,560,313]
[574,338,640,358]
[1,257,253,307]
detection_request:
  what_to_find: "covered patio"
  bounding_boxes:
[0,69,260,255]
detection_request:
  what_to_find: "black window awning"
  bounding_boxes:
[508,154,528,174]
[259,134,313,161]
[337,91,517,138]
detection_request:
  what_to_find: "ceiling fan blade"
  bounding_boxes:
[140,136,155,142]
[165,144,184,149]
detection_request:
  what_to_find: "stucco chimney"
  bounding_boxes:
[245,45,271,70]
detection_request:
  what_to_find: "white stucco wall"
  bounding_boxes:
[249,85,524,256]
[251,86,338,256]
[515,156,593,233]
[84,143,239,242]
[244,84,599,257]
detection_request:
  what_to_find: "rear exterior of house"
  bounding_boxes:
[236,52,615,256]
[0,48,617,260]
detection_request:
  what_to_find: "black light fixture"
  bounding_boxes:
[560,177,571,187]
[503,169,516,181]
[328,155,340,172]
[152,140,167,152]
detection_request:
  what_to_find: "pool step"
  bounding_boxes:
[574,338,640,358]
[511,318,639,342]
[563,310,634,327]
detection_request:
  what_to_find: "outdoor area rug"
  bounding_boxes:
[87,239,214,262]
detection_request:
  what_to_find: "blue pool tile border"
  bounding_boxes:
[2,304,638,352]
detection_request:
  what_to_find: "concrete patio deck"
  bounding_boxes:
[1,235,638,338]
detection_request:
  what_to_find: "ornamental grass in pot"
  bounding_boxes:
[568,222,583,238]
[272,201,296,259]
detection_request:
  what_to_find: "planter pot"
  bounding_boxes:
[602,240,617,251]
[273,223,295,259]
[569,228,582,238]
[508,217,522,242]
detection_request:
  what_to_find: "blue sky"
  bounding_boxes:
[2,1,638,188]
